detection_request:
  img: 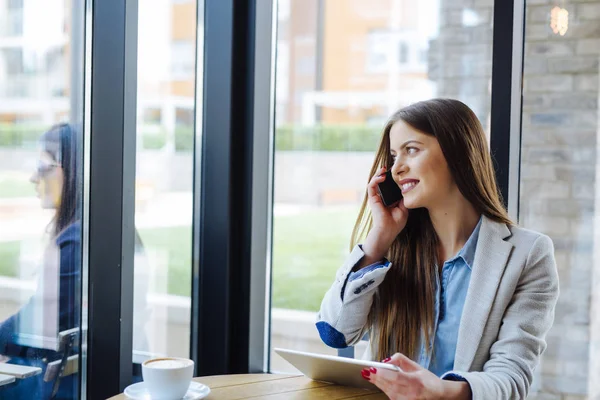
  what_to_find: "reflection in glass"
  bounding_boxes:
[0,126,81,400]
[8,124,80,351]
[0,0,83,398]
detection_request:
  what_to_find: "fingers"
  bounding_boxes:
[381,353,405,369]
[396,198,408,212]
[387,353,421,372]
[367,166,387,203]
[363,367,396,394]
[390,199,408,221]
[362,366,411,398]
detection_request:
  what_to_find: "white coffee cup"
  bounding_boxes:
[142,357,194,400]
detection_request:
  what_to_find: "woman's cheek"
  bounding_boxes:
[50,178,62,207]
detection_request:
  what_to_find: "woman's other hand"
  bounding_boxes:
[362,353,471,400]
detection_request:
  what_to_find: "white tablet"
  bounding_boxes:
[274,348,401,390]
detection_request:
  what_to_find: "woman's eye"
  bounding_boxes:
[406,147,418,155]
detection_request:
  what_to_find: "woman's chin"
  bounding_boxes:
[40,199,56,210]
[402,196,414,209]
[402,196,422,210]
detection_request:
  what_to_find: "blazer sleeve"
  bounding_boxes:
[0,305,18,352]
[442,234,560,399]
[316,245,391,348]
[57,229,81,333]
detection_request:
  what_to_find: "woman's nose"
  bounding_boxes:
[391,157,406,176]
[30,172,39,184]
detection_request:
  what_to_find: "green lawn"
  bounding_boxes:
[271,207,357,311]
[0,240,20,278]
[137,226,193,297]
[0,206,358,311]
[0,174,34,198]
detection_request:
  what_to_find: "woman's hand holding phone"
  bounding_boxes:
[357,167,409,269]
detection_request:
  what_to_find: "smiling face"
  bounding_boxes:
[388,120,457,210]
[30,151,64,210]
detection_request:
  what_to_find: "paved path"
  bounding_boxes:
[0,193,337,242]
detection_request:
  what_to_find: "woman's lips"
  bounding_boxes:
[399,180,419,194]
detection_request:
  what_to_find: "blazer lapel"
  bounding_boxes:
[453,216,513,371]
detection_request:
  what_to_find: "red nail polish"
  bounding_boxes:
[370,367,377,374]
[361,370,371,380]
[382,357,391,363]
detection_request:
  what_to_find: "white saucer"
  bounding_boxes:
[124,381,211,400]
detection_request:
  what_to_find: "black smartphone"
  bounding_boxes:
[377,170,403,207]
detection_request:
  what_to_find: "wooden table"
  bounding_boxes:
[109,373,388,399]
[0,363,42,388]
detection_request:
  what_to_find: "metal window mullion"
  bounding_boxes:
[191,0,237,376]
[248,0,276,373]
[489,0,525,220]
[86,0,138,398]
[191,0,256,376]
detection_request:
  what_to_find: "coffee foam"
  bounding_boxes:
[145,358,188,369]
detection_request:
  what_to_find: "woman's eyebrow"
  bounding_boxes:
[400,140,423,149]
[391,140,423,151]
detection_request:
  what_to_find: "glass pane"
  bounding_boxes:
[270,0,494,373]
[520,1,599,398]
[0,0,84,398]
[133,0,200,371]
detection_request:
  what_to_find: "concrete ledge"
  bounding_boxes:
[0,276,35,300]
[0,279,367,364]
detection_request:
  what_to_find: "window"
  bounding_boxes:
[132,0,199,374]
[366,30,428,74]
[8,0,24,9]
[399,41,409,64]
[366,31,392,73]
[519,1,600,397]
[171,40,195,80]
[1,49,24,75]
[269,0,494,374]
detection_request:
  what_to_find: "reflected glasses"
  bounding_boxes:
[36,161,60,177]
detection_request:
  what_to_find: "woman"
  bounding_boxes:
[316,99,559,399]
[0,123,81,399]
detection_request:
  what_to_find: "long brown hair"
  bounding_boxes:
[39,123,80,237]
[351,98,512,361]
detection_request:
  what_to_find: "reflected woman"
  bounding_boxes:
[317,99,559,399]
[0,123,151,398]
[0,123,81,399]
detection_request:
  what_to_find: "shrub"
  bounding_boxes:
[140,130,167,150]
[0,124,46,148]
[174,127,194,152]
[0,123,382,153]
[275,124,381,152]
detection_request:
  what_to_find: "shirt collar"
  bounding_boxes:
[450,216,482,270]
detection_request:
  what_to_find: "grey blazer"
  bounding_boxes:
[316,215,560,399]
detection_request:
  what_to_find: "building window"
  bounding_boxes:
[1,48,24,75]
[366,31,391,74]
[170,40,195,80]
[366,30,427,74]
[399,41,409,64]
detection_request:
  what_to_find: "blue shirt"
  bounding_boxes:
[348,217,481,377]
[428,217,481,376]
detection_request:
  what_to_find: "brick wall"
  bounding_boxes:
[430,0,599,398]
